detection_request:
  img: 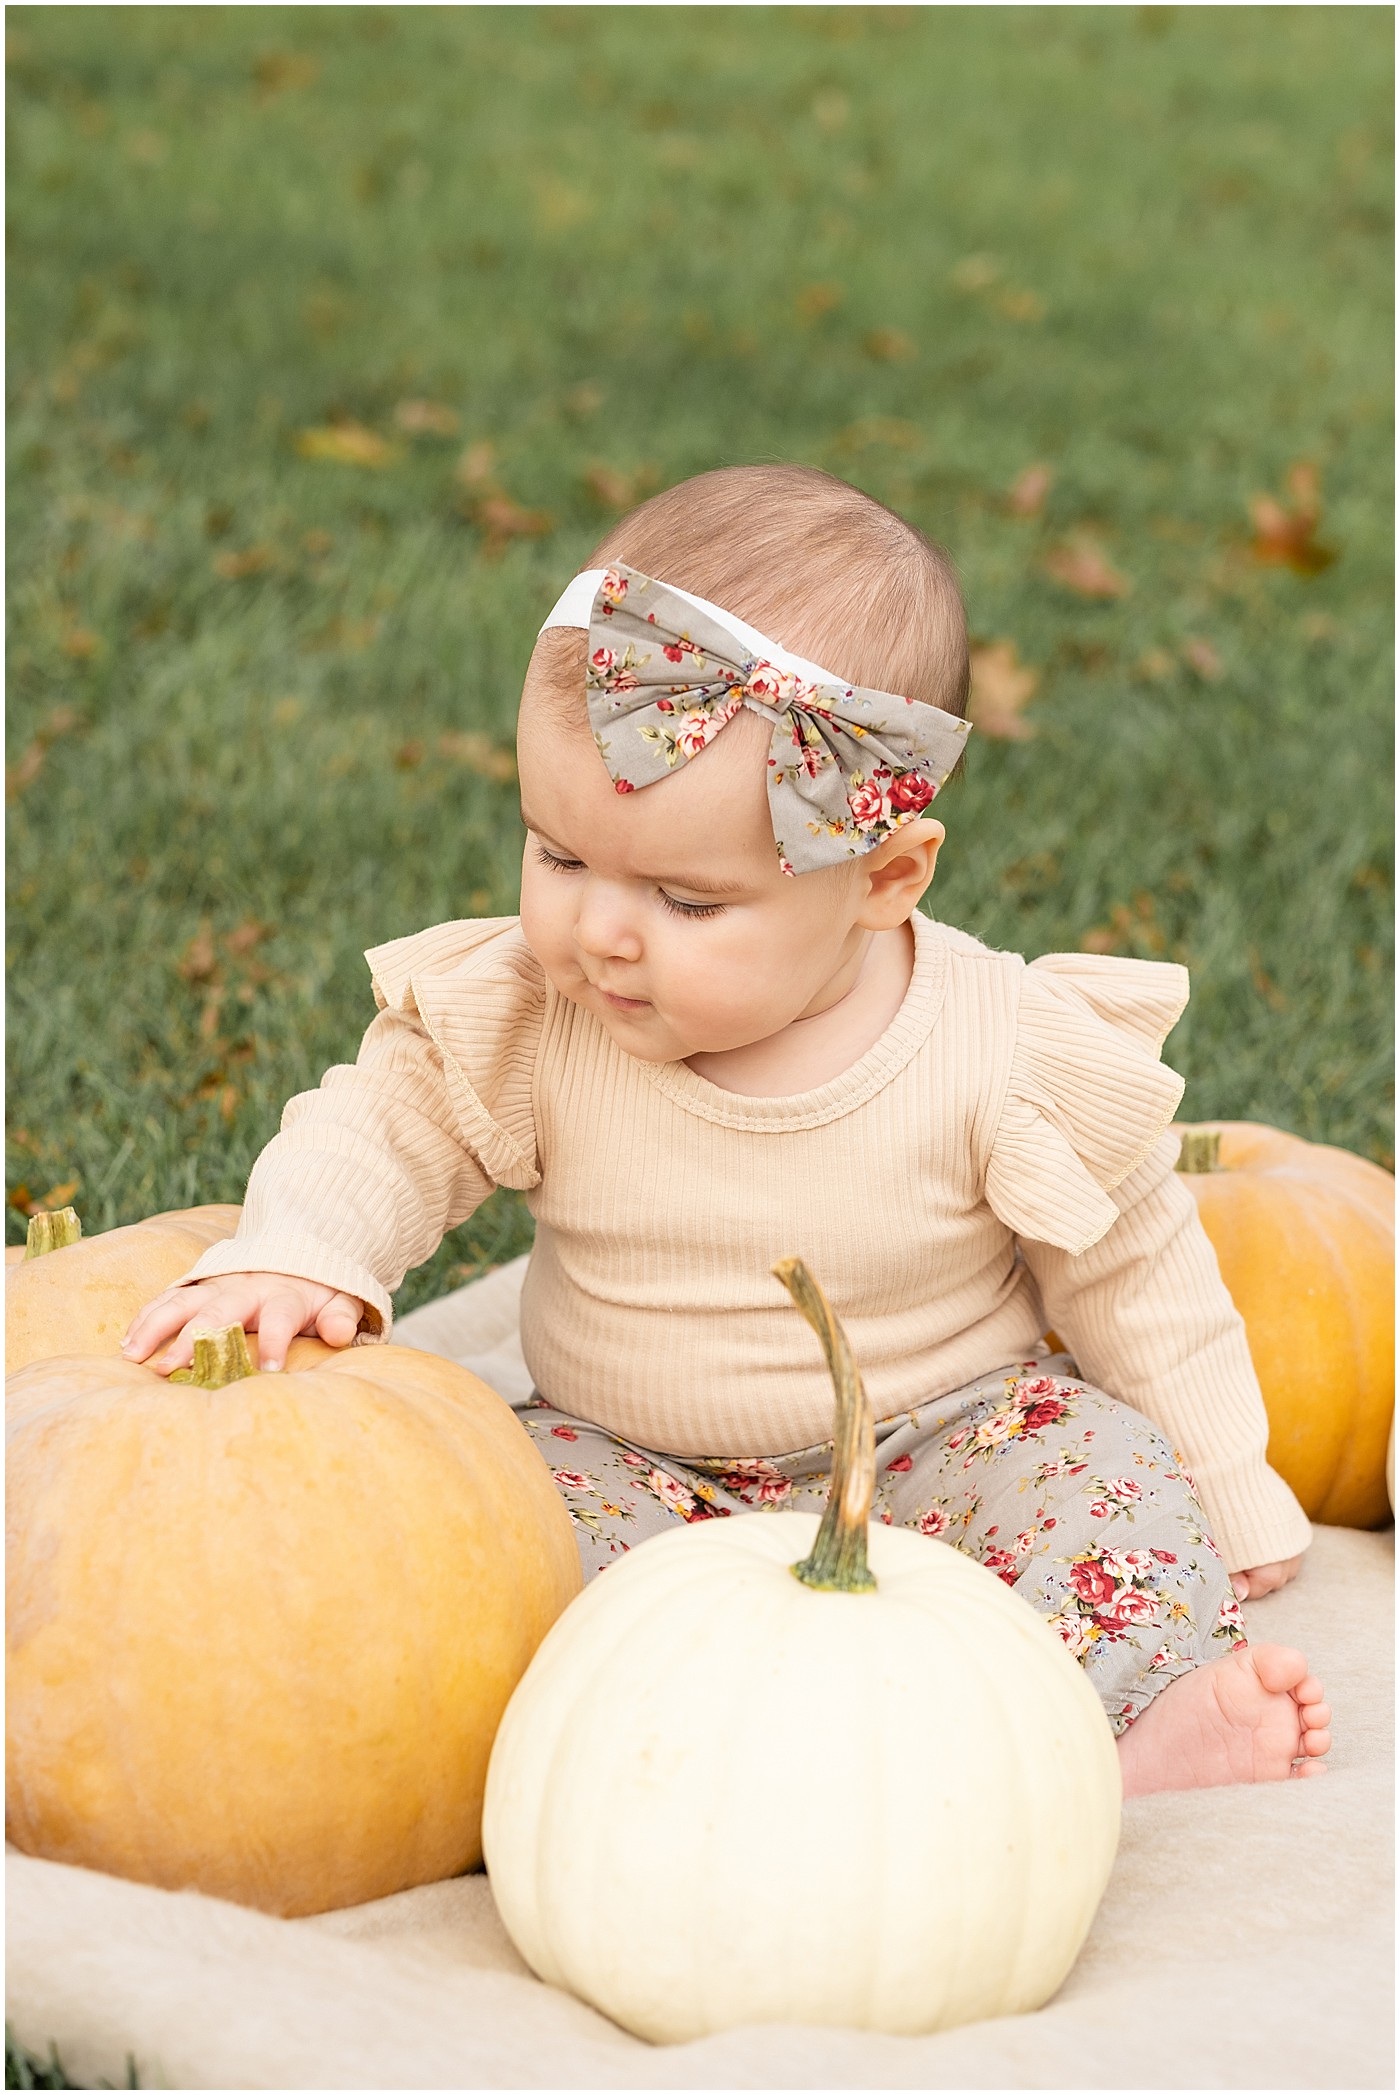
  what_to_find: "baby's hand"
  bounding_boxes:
[1230,1555,1304,1602]
[123,1273,366,1376]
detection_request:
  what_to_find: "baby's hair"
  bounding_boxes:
[524,463,970,783]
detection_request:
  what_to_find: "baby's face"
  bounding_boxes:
[516,695,940,1062]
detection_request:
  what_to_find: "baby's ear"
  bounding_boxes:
[858,819,944,925]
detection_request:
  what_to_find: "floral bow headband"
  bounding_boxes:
[538,563,972,877]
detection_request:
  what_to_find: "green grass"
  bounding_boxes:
[5,2030,138,2091]
[7,5,1393,1308]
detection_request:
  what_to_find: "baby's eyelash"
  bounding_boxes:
[658,891,724,922]
[535,841,722,920]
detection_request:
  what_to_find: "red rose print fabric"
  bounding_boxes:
[577,564,973,876]
[517,1349,1245,1738]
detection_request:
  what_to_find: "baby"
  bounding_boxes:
[125,463,1331,1797]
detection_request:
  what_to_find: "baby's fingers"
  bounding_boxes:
[255,1286,326,1374]
[313,1292,364,1352]
[123,1286,216,1364]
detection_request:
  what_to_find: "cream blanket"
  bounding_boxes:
[7,1260,1394,2090]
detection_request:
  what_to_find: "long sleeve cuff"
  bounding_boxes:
[176,1236,394,1339]
[1187,1452,1313,1574]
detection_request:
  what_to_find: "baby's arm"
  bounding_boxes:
[125,1004,495,1372]
[1017,1129,1312,1580]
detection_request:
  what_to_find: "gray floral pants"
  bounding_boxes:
[519,1351,1246,1737]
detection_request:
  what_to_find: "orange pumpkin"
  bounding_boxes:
[1173,1121,1394,1528]
[6,1325,582,1916]
[6,1203,242,1375]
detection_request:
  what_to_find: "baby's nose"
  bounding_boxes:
[573,879,644,964]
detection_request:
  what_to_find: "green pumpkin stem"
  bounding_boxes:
[169,1324,257,1390]
[1175,1128,1223,1175]
[23,1207,82,1259]
[773,1257,878,1595]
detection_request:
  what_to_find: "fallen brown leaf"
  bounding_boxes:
[295,421,399,468]
[455,441,497,488]
[796,281,844,321]
[1182,637,1223,680]
[582,461,658,511]
[1248,461,1336,574]
[394,398,460,437]
[563,383,604,419]
[1045,538,1131,600]
[996,287,1045,323]
[213,545,275,580]
[179,927,217,985]
[439,731,517,783]
[862,327,916,363]
[466,491,554,559]
[8,1177,80,1218]
[968,641,1039,741]
[394,740,426,770]
[253,50,320,97]
[1080,894,1164,956]
[226,921,268,956]
[950,253,1000,292]
[1007,463,1053,517]
[1248,944,1289,1011]
[6,706,86,801]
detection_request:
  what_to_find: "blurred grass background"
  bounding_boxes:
[6,4,1392,1312]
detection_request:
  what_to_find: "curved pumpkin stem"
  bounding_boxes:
[23,1207,82,1260]
[169,1324,257,1390]
[1176,1129,1223,1174]
[772,1257,877,1595]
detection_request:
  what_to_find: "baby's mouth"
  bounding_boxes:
[598,988,651,1012]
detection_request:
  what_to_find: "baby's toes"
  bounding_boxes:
[1290,1757,1328,1778]
[1298,1721,1332,1757]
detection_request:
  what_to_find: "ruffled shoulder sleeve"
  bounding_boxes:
[984,951,1189,1255]
[363,916,545,1191]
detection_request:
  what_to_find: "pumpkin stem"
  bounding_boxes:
[23,1207,82,1259]
[1176,1128,1223,1175]
[169,1324,257,1390]
[773,1257,877,1595]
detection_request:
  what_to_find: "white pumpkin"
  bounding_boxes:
[483,1260,1121,2044]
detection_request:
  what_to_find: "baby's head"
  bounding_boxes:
[516,463,969,1063]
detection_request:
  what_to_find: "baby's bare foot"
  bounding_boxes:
[1117,1643,1331,1798]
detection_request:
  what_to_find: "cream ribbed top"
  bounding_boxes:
[184,911,1311,1572]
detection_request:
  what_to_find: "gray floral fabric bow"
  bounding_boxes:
[584,564,972,876]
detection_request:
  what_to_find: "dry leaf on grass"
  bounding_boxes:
[464,491,554,559]
[7,1179,80,1218]
[1249,462,1336,574]
[1007,463,1053,517]
[862,327,916,362]
[1182,637,1223,680]
[393,399,460,437]
[455,441,497,488]
[213,545,275,580]
[1080,893,1165,956]
[968,641,1039,741]
[583,461,659,511]
[6,706,85,801]
[253,50,320,98]
[1044,537,1131,600]
[439,732,517,783]
[294,421,400,468]
[796,281,844,321]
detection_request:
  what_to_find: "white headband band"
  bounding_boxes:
[539,568,839,691]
